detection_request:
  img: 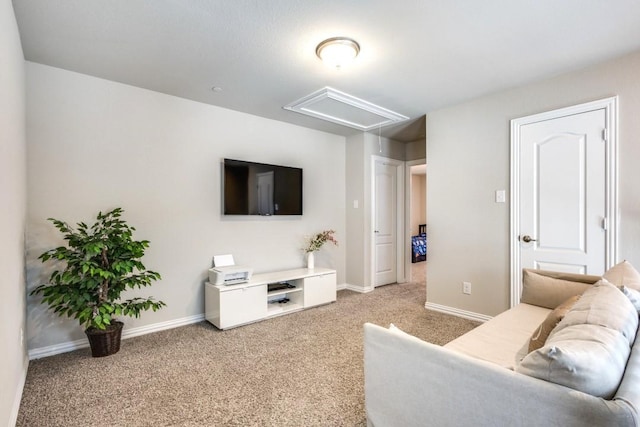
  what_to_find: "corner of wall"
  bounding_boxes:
[1,0,28,424]
[9,356,29,426]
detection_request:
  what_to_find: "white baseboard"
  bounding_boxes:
[121,313,204,340]
[425,302,492,323]
[28,337,88,360]
[9,355,28,427]
[341,283,374,293]
[28,313,205,360]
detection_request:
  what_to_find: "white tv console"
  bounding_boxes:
[205,267,337,329]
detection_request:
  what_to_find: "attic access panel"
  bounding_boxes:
[284,87,409,131]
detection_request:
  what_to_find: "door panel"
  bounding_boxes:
[374,160,397,286]
[537,134,585,251]
[220,286,267,328]
[535,261,586,274]
[520,109,606,275]
[303,273,337,307]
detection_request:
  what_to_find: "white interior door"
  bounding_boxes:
[511,97,618,306]
[374,159,397,286]
[520,109,606,274]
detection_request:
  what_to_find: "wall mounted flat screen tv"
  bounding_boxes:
[223,158,303,215]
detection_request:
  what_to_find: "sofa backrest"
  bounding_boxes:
[614,324,640,423]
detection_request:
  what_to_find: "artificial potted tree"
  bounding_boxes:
[31,208,165,357]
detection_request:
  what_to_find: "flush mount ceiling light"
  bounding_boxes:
[316,37,360,69]
[284,87,409,131]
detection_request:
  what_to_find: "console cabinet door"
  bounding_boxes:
[303,273,337,308]
[220,286,267,328]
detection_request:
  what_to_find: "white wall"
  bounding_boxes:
[26,62,346,351]
[406,137,426,161]
[0,1,27,424]
[345,133,408,290]
[410,174,426,236]
[427,49,640,317]
[345,133,366,288]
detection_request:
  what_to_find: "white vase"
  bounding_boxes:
[307,252,315,269]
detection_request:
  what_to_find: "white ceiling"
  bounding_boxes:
[13,0,640,142]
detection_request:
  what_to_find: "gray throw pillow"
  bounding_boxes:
[517,280,638,399]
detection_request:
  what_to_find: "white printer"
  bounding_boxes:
[208,254,253,286]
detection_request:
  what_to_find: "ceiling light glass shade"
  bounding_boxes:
[316,37,360,69]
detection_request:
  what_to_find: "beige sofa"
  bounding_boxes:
[364,262,640,427]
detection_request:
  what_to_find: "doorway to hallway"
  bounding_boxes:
[407,161,426,284]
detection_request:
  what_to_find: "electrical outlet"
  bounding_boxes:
[463,281,472,295]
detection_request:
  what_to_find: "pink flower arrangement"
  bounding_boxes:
[305,229,338,253]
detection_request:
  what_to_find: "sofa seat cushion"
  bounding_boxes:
[517,280,639,399]
[445,303,550,369]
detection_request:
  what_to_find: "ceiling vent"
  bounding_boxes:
[284,87,408,131]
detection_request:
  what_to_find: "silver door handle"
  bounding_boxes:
[520,235,537,243]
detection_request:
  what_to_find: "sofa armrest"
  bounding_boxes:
[364,323,636,427]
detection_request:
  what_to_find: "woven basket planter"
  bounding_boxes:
[85,321,124,357]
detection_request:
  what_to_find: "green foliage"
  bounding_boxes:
[31,208,165,330]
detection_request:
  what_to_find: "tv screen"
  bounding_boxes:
[223,158,303,215]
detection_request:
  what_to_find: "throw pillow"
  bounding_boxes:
[521,269,592,309]
[518,324,631,399]
[555,279,638,344]
[528,295,580,353]
[517,279,638,399]
[603,260,640,291]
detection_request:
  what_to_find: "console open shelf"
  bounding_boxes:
[267,287,302,298]
[205,267,337,329]
[267,301,303,316]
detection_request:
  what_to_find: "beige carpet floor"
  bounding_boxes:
[18,277,478,426]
